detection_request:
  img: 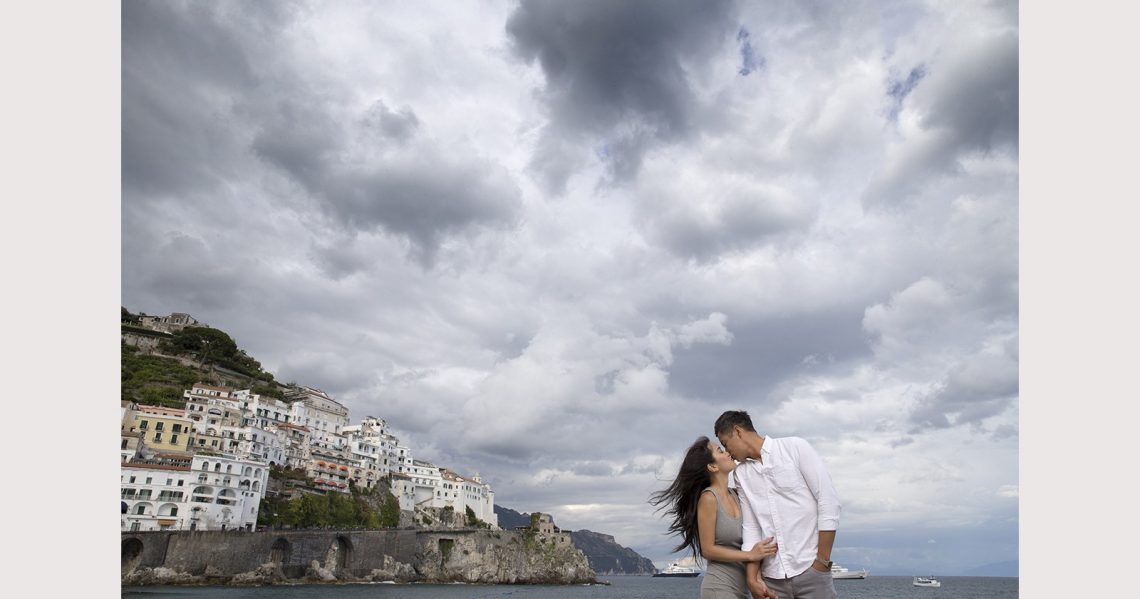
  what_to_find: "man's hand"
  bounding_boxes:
[747,571,778,598]
[810,559,830,573]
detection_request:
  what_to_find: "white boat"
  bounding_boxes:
[653,557,702,578]
[831,564,868,579]
[913,576,941,587]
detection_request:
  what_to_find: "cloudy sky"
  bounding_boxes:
[120,0,1018,574]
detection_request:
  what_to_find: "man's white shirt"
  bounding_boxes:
[735,436,841,579]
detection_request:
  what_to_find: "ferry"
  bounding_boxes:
[653,557,701,578]
[913,576,942,587]
[831,564,868,579]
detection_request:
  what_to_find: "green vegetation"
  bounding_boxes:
[121,306,141,325]
[121,344,205,407]
[257,473,401,529]
[121,307,286,403]
[160,326,268,381]
[466,505,490,529]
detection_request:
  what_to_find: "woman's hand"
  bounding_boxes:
[745,536,777,561]
[747,570,778,598]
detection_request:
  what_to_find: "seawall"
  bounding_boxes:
[121,528,597,586]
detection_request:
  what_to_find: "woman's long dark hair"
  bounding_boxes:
[648,436,715,558]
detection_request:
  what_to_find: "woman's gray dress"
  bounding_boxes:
[700,488,749,599]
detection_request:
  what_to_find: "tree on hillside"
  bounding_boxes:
[161,326,239,366]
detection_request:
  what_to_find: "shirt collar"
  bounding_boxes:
[743,436,769,464]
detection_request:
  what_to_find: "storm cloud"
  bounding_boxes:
[121,0,1018,575]
[507,0,739,189]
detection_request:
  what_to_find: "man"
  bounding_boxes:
[715,410,841,599]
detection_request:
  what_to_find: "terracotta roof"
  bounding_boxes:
[122,461,192,472]
[137,405,187,416]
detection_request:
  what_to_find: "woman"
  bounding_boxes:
[650,436,777,599]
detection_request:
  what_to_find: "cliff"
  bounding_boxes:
[495,505,656,575]
[122,528,596,586]
[570,530,657,575]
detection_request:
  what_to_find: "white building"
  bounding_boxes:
[218,423,287,467]
[440,469,497,528]
[185,385,245,430]
[137,312,200,333]
[342,416,394,488]
[121,453,269,532]
[406,459,444,509]
[287,386,349,451]
[268,422,313,469]
[234,389,293,428]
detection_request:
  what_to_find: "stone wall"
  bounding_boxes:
[121,528,596,586]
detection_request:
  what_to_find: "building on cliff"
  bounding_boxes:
[121,453,268,532]
[121,378,500,531]
[286,385,349,451]
[137,312,201,333]
[123,403,196,455]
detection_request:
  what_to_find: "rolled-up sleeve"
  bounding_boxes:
[793,437,841,531]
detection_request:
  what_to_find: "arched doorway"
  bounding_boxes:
[121,537,144,578]
[270,538,291,566]
[324,536,353,575]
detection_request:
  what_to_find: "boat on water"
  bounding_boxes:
[830,564,868,579]
[653,557,702,578]
[913,576,942,587]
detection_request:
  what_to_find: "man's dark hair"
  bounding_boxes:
[714,410,756,436]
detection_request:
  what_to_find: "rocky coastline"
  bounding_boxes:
[122,528,596,586]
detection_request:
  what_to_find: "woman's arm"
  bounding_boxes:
[696,491,776,563]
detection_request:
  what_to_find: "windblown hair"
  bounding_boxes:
[714,410,756,437]
[648,436,716,558]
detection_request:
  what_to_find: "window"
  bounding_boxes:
[121,439,128,449]
[129,476,136,483]
[155,422,164,431]
[177,480,184,486]
[146,477,152,484]
[166,478,172,486]
[170,507,178,516]
[171,434,179,444]
[139,420,149,430]
[173,424,182,433]
[153,432,162,442]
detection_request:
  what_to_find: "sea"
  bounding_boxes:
[122,574,1018,598]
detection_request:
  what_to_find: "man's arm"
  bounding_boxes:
[812,530,836,572]
[746,561,776,599]
[793,438,840,570]
[738,470,762,552]
[793,437,840,529]
[738,471,776,597]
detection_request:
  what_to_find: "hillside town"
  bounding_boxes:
[120,313,498,533]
